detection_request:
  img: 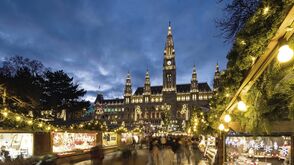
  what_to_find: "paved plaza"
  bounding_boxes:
[75,148,209,165]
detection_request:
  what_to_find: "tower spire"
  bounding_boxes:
[144,69,151,95]
[215,62,219,72]
[124,72,132,96]
[213,63,221,91]
[191,65,198,92]
[192,64,197,81]
[168,21,172,35]
[165,22,174,51]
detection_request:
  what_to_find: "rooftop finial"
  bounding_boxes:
[168,21,172,35]
[215,62,219,72]
[193,64,197,73]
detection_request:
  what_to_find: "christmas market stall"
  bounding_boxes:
[52,131,98,154]
[102,132,118,147]
[0,132,33,161]
[209,1,294,164]
[225,135,291,164]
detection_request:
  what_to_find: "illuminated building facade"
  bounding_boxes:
[94,23,219,130]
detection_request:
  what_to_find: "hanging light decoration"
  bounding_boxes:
[224,114,232,123]
[46,126,51,131]
[2,111,8,117]
[263,6,270,15]
[218,123,225,131]
[38,123,43,128]
[237,100,247,112]
[277,44,293,63]
[15,116,21,122]
[27,120,33,125]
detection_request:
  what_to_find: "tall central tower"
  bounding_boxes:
[163,22,176,92]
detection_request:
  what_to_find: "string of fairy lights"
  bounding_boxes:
[1,87,144,133]
[0,86,61,132]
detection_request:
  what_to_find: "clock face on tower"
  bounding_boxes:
[167,60,171,65]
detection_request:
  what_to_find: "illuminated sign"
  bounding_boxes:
[225,136,291,164]
[0,133,33,161]
[102,132,117,147]
[52,132,96,153]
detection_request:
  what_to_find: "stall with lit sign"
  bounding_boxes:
[52,132,97,153]
[102,132,117,147]
[0,133,33,162]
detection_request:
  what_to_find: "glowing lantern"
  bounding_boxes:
[237,100,247,111]
[277,44,293,63]
[224,114,232,123]
[218,123,225,131]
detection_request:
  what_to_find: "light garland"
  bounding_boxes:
[1,108,58,132]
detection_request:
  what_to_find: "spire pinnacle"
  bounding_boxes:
[168,21,172,35]
[126,71,131,80]
[145,68,149,77]
[215,63,219,72]
[192,65,197,81]
[164,21,174,56]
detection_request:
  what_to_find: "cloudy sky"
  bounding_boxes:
[0,0,231,102]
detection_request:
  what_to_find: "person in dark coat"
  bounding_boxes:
[90,145,104,165]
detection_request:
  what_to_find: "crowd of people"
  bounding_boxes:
[147,136,204,165]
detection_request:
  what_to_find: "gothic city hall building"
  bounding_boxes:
[94,23,220,131]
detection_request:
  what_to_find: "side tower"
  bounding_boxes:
[143,69,151,103]
[124,72,132,103]
[213,63,221,92]
[190,65,199,100]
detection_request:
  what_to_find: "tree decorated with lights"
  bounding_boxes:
[186,107,211,135]
[210,0,294,133]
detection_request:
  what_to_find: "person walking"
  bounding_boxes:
[176,139,183,165]
[152,141,160,165]
[184,139,192,164]
[161,145,174,165]
[193,138,202,165]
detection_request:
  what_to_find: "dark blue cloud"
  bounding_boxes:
[0,0,231,102]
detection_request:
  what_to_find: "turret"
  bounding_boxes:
[143,69,151,102]
[144,69,151,95]
[124,72,132,103]
[213,63,221,91]
[190,65,198,92]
